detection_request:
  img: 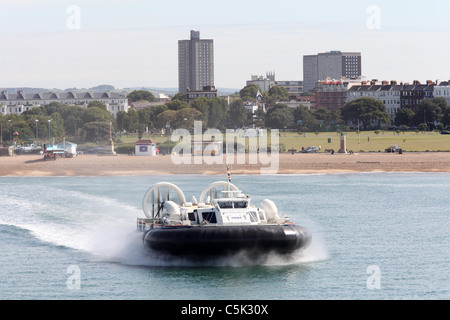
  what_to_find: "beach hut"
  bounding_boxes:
[135,139,157,156]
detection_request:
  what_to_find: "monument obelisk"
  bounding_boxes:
[104,121,116,155]
[338,132,348,154]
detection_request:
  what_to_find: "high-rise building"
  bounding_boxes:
[303,55,319,94]
[303,51,361,92]
[178,30,214,94]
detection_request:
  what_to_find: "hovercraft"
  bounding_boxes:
[137,176,311,258]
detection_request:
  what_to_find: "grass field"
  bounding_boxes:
[116,130,450,153]
[277,131,450,152]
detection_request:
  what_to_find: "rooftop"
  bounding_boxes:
[0,90,126,101]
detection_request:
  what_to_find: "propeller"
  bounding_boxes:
[142,182,187,219]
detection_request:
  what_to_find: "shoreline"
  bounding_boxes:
[1,152,450,176]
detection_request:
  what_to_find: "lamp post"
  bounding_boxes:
[48,119,52,143]
[357,108,360,152]
[8,119,11,141]
[35,119,39,143]
[424,110,426,131]
[358,117,360,152]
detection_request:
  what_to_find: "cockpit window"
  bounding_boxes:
[217,201,248,209]
[202,212,217,223]
[218,201,233,208]
[234,201,248,208]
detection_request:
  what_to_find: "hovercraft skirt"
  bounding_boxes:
[143,225,311,256]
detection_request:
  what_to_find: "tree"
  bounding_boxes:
[22,106,46,117]
[191,97,209,126]
[82,106,111,124]
[48,112,65,139]
[87,101,107,109]
[265,104,294,129]
[137,108,151,138]
[442,105,450,127]
[116,110,127,133]
[313,107,332,122]
[206,98,228,129]
[267,86,289,104]
[123,108,138,133]
[172,108,203,129]
[252,107,266,128]
[82,121,111,142]
[228,99,247,129]
[394,108,415,127]
[293,106,317,131]
[138,108,151,128]
[171,92,188,102]
[8,118,33,142]
[128,90,156,103]
[43,102,63,116]
[341,97,391,129]
[413,98,446,128]
[148,104,168,118]
[239,84,260,101]
[155,110,177,129]
[166,99,189,111]
[58,105,84,137]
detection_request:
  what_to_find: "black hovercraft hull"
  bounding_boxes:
[143,225,311,256]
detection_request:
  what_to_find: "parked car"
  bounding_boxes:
[302,146,320,153]
[385,145,400,153]
[440,130,450,135]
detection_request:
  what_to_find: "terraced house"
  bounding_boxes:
[346,80,402,120]
[346,80,440,121]
[0,90,129,117]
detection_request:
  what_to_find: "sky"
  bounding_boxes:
[1,0,450,90]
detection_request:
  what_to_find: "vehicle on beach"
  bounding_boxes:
[14,144,42,154]
[301,146,320,153]
[137,172,312,258]
[42,142,77,160]
[385,145,401,153]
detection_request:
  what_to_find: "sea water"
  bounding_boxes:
[0,173,448,300]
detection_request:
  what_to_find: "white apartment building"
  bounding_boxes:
[379,86,402,117]
[274,80,303,95]
[433,81,450,104]
[246,73,274,92]
[0,90,129,117]
[346,80,402,120]
[246,72,303,95]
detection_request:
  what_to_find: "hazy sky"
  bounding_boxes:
[1,0,450,90]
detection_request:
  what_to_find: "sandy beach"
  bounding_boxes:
[1,152,450,176]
